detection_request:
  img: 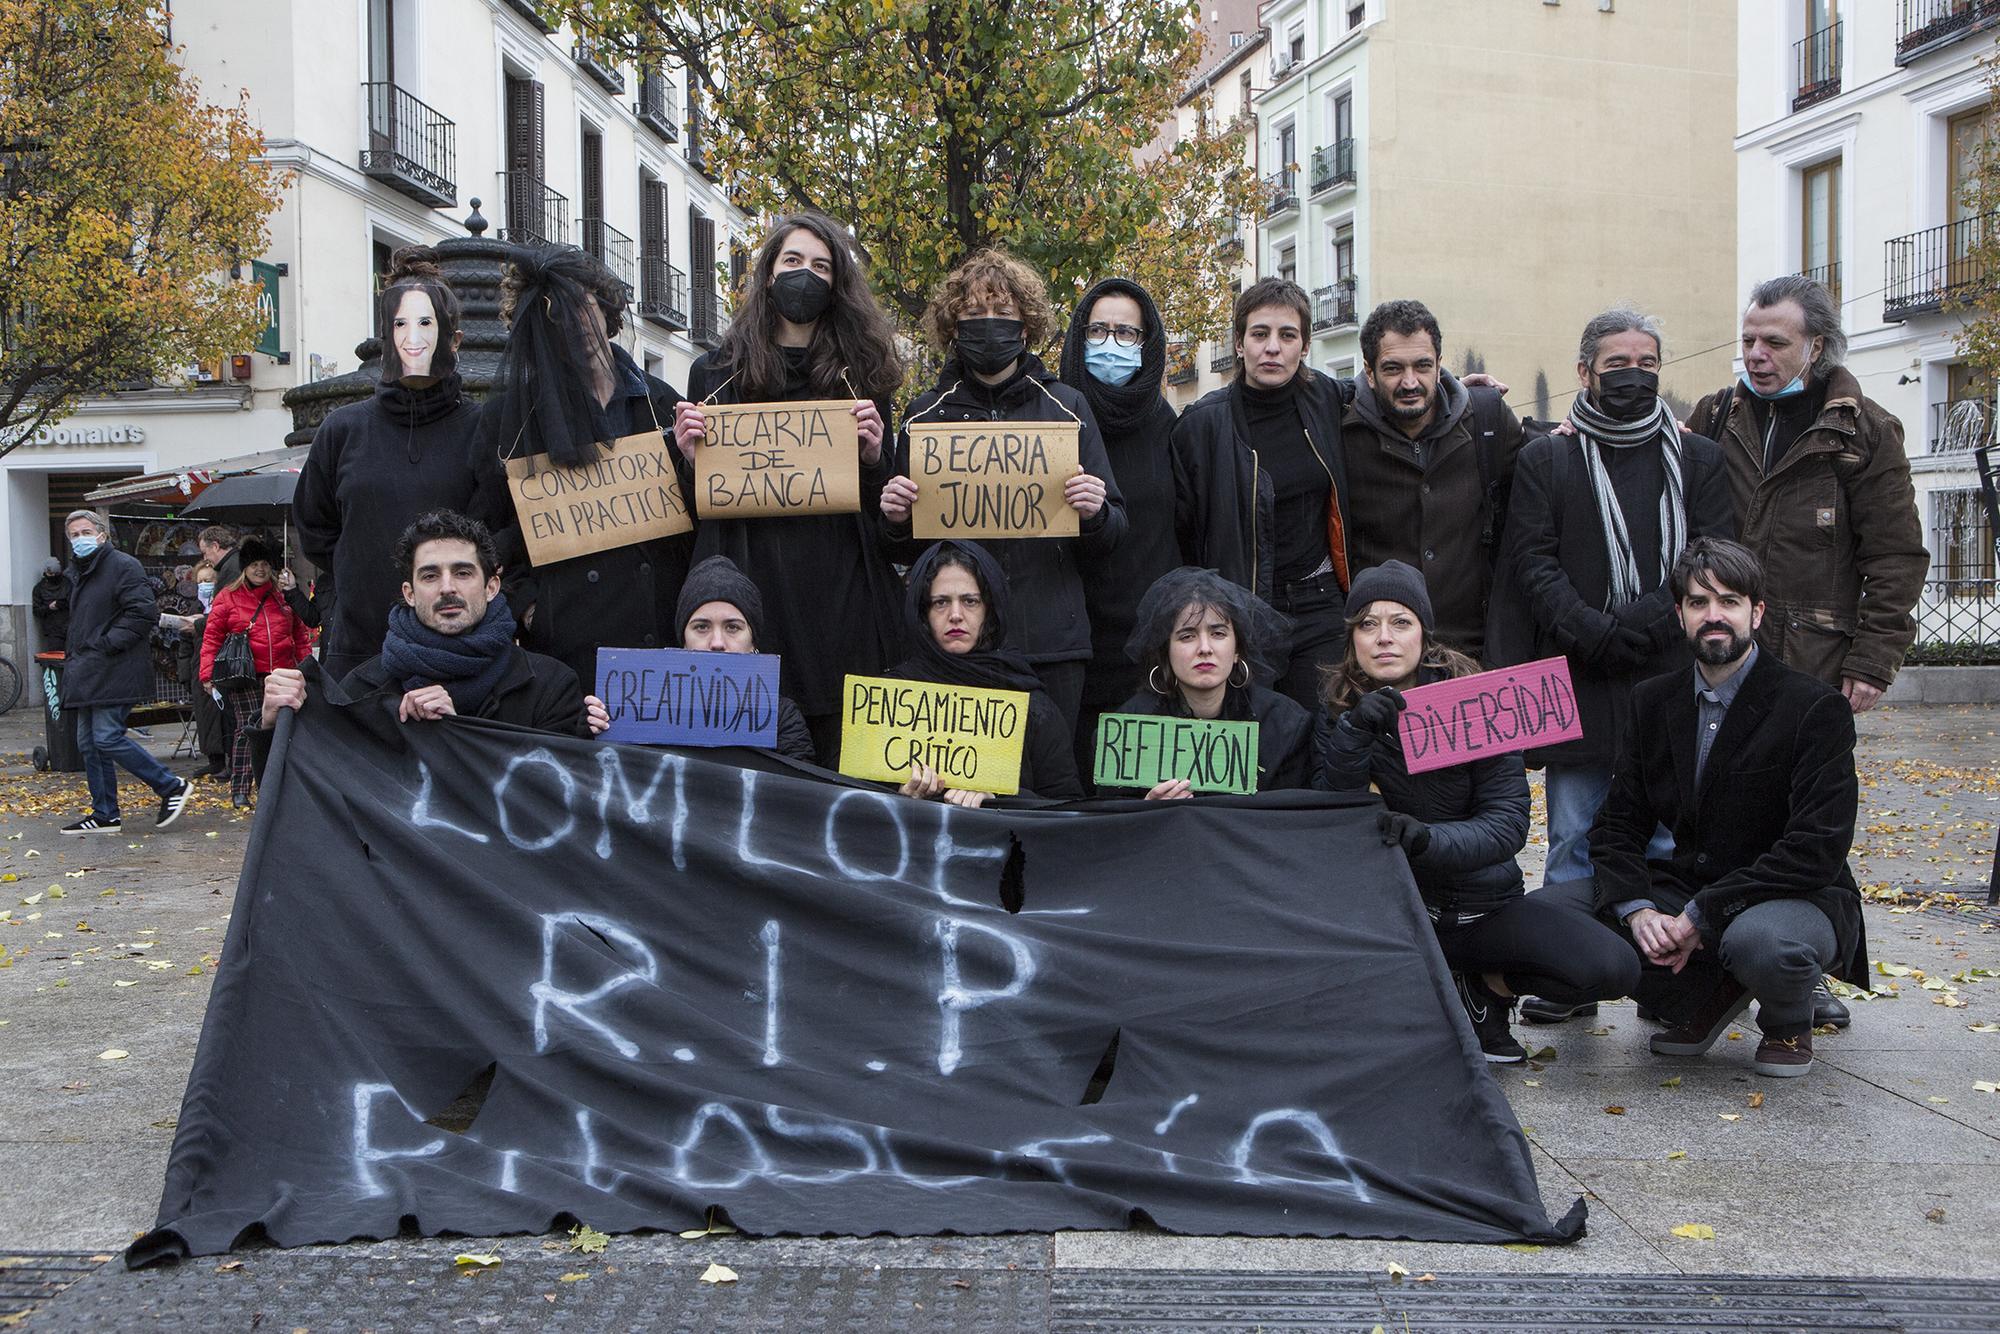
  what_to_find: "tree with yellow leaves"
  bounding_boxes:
[0,0,283,457]
[572,0,1256,364]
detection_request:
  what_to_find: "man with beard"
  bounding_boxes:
[257,511,608,751]
[1487,307,1734,887]
[1342,300,1523,661]
[1582,537,1865,1078]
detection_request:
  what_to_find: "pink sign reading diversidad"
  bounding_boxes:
[1396,656,1583,774]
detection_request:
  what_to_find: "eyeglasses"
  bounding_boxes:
[1083,323,1145,348]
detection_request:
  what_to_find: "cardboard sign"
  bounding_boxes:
[595,647,781,748]
[838,674,1027,796]
[696,399,861,518]
[1093,714,1260,795]
[505,430,692,566]
[1396,656,1583,774]
[907,422,1080,539]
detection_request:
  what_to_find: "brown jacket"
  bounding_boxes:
[1692,367,1927,690]
[1342,373,1523,660]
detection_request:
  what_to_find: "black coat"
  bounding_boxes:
[1082,395,1181,711]
[1487,430,1734,767]
[61,547,159,708]
[886,355,1128,666]
[1170,372,1354,601]
[1590,649,1866,982]
[31,573,69,650]
[295,380,486,675]
[773,696,817,764]
[472,352,693,690]
[1096,683,1319,796]
[1315,675,1532,915]
[687,351,905,717]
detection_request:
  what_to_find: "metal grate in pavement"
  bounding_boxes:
[1049,1271,2000,1333]
[0,1252,105,1323]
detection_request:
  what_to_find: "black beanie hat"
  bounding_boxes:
[236,534,281,570]
[675,555,765,645]
[1345,560,1435,632]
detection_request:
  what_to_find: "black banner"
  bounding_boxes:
[130,694,1584,1265]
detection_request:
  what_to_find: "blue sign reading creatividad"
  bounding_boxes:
[595,647,781,748]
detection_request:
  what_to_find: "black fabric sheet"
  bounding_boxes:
[129,694,1585,1265]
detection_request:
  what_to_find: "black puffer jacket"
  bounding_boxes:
[1315,675,1531,915]
[1169,371,1354,600]
[885,354,1127,666]
[1095,682,1320,796]
[61,547,160,709]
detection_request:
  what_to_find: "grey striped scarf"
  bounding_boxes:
[1564,392,1685,608]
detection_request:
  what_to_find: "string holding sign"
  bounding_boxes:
[838,674,1028,796]
[907,422,1080,539]
[696,399,862,518]
[505,430,692,566]
[1396,656,1583,774]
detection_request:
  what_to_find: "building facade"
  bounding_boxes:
[1,0,741,672]
[1239,0,1737,416]
[1735,2,1993,645]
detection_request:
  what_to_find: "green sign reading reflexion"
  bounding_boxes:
[1092,713,1260,795]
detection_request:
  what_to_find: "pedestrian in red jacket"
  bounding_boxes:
[200,536,311,807]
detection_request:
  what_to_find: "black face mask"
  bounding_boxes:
[955,318,1026,377]
[1593,366,1660,422]
[770,269,832,325]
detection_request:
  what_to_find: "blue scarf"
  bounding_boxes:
[378,593,519,715]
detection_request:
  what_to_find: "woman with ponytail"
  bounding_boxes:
[469,244,693,689]
[296,245,483,682]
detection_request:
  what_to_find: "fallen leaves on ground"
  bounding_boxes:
[1670,1223,1715,1241]
[1926,1207,1947,1224]
[454,1252,501,1269]
[1603,1105,1626,1115]
[1386,1261,1408,1281]
[697,1262,738,1284]
[1667,1150,1687,1160]
[558,1271,589,1283]
[1747,1092,1765,1109]
[1659,1076,1682,1089]
[97,1049,126,1060]
[567,1224,609,1253]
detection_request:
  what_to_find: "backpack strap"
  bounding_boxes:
[1702,383,1735,442]
[1469,386,1507,549]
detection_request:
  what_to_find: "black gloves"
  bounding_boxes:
[1378,810,1432,856]
[1342,685,1406,738]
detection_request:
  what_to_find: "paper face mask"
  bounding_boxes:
[392,289,442,384]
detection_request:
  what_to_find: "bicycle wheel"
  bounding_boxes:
[0,656,20,715]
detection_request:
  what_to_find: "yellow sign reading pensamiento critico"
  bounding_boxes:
[837,674,1028,796]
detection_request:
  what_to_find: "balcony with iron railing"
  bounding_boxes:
[686,102,710,177]
[637,69,679,142]
[638,251,689,330]
[1896,0,2000,64]
[575,35,626,94]
[580,217,635,290]
[1310,139,1356,195]
[1212,215,1244,258]
[1884,213,1995,321]
[497,172,569,247]
[1209,338,1237,373]
[691,285,721,348]
[500,0,556,33]
[1793,21,1841,110]
[1798,261,1842,307]
[1166,340,1199,386]
[1262,168,1299,218]
[1311,278,1357,333]
[361,83,455,208]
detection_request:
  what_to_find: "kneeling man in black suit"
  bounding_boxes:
[1591,536,1866,1077]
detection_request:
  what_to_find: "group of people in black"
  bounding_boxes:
[248,211,1924,1081]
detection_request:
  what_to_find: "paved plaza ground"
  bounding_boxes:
[0,701,1994,1330]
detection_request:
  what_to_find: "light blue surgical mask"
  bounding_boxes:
[1739,370,1807,401]
[68,535,99,559]
[1085,339,1143,387]
[197,582,215,608]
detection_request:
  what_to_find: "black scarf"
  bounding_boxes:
[1057,278,1167,436]
[375,372,466,430]
[891,541,1042,694]
[378,592,519,714]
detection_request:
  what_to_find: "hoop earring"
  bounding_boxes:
[1149,666,1171,696]
[1228,659,1251,688]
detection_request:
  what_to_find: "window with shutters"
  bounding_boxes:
[638,173,686,329]
[503,74,565,245]
[690,208,718,347]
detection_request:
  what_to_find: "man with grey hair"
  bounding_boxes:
[1691,276,1925,713]
[1488,307,1735,885]
[56,510,194,834]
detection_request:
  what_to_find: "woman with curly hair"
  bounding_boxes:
[296,245,483,681]
[1317,560,1638,1064]
[879,247,1127,738]
[670,213,906,763]
[469,244,694,688]
[1096,567,1320,798]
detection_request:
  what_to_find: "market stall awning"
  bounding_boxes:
[83,445,311,508]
